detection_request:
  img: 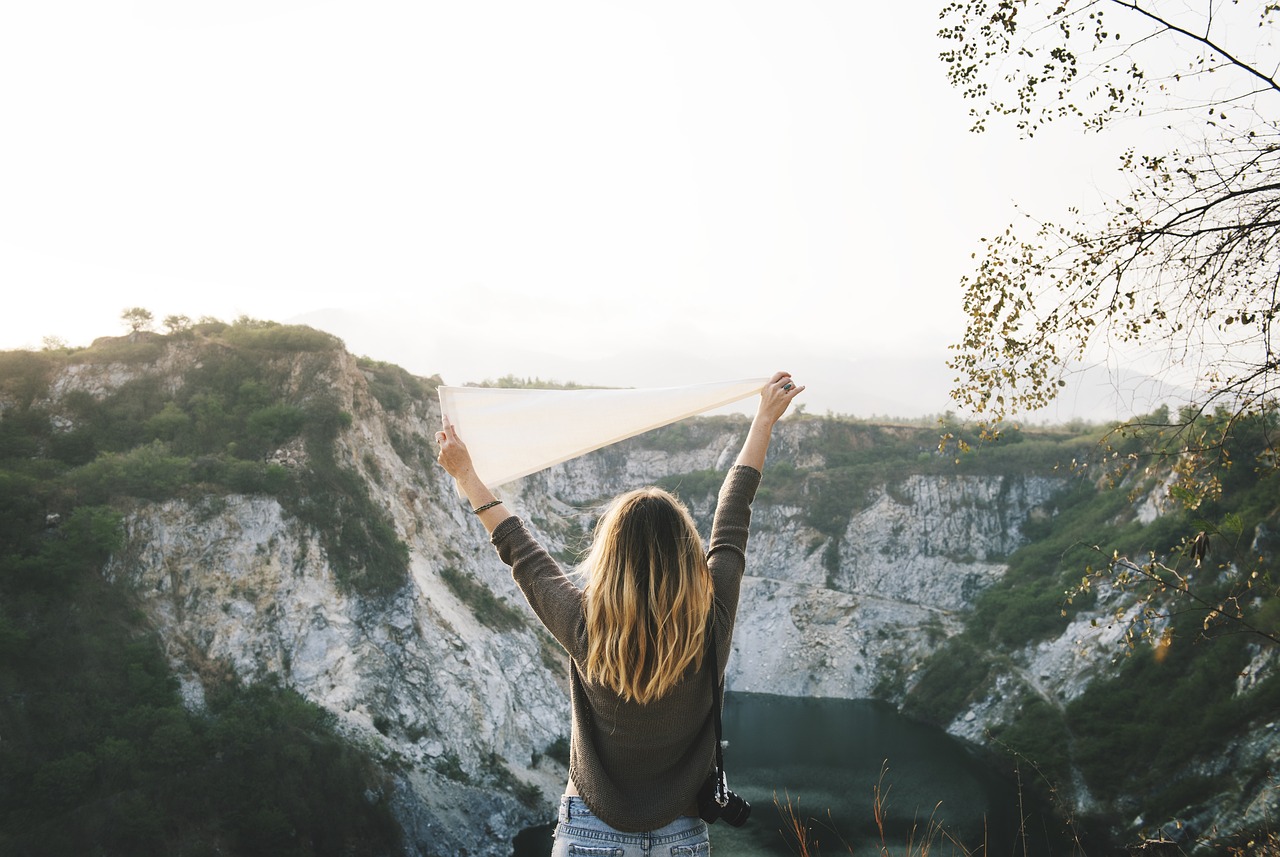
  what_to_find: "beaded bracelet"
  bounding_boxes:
[472,499,504,514]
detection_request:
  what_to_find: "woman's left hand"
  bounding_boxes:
[436,417,476,481]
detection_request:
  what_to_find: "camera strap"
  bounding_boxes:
[706,617,729,806]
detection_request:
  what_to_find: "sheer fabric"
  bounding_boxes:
[438,378,768,487]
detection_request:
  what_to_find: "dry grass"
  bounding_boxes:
[776,766,1280,857]
[777,764,980,857]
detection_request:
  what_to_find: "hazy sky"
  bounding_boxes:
[1,1,1142,419]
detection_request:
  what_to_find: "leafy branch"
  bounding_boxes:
[1070,518,1280,650]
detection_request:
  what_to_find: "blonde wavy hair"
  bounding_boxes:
[580,487,714,704]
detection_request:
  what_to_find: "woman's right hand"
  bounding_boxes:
[756,371,804,426]
[735,371,804,470]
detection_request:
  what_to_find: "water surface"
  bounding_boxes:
[514,692,1071,856]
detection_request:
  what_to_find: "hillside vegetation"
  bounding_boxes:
[906,410,1280,848]
[1,320,1276,853]
[0,320,422,855]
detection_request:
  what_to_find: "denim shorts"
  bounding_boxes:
[550,796,711,856]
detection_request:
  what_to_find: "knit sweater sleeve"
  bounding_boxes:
[707,464,761,625]
[490,515,583,657]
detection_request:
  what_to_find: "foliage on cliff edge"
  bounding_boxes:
[0,320,417,855]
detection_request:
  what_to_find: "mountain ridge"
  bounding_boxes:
[1,319,1274,855]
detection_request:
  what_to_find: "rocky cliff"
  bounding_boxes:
[29,333,1274,854]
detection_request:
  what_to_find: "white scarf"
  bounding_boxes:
[438,377,768,487]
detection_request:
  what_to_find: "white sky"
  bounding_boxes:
[1,0,1145,420]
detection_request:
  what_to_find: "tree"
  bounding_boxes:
[120,307,154,334]
[940,0,1280,722]
[939,12,1280,843]
[941,0,1280,475]
[162,314,192,334]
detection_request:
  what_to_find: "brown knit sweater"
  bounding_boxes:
[490,464,760,832]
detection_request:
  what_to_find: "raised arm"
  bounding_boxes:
[735,371,805,471]
[438,371,803,528]
[436,416,510,534]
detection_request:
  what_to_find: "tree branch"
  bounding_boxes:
[1110,0,1280,95]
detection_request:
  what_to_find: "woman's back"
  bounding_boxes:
[436,370,803,847]
[493,464,760,831]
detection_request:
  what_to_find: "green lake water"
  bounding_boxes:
[513,692,1075,856]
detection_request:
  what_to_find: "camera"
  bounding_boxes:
[697,771,751,827]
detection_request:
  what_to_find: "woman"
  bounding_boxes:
[436,371,803,855]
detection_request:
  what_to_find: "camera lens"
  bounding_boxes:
[722,793,751,827]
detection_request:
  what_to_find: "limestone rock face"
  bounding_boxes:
[70,342,1070,854]
[87,346,572,857]
[722,473,1062,700]
[62,342,1267,852]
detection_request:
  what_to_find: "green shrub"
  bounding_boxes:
[1066,621,1262,803]
[67,442,188,503]
[435,752,470,783]
[0,350,56,407]
[31,751,96,810]
[656,468,724,500]
[902,637,996,724]
[144,401,191,440]
[285,455,408,597]
[439,566,525,632]
[358,357,431,412]
[483,752,542,808]
[986,693,1072,794]
[545,735,570,766]
[0,496,400,856]
[220,320,343,353]
[76,336,166,365]
[0,406,52,459]
[246,403,307,452]
[641,419,735,452]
